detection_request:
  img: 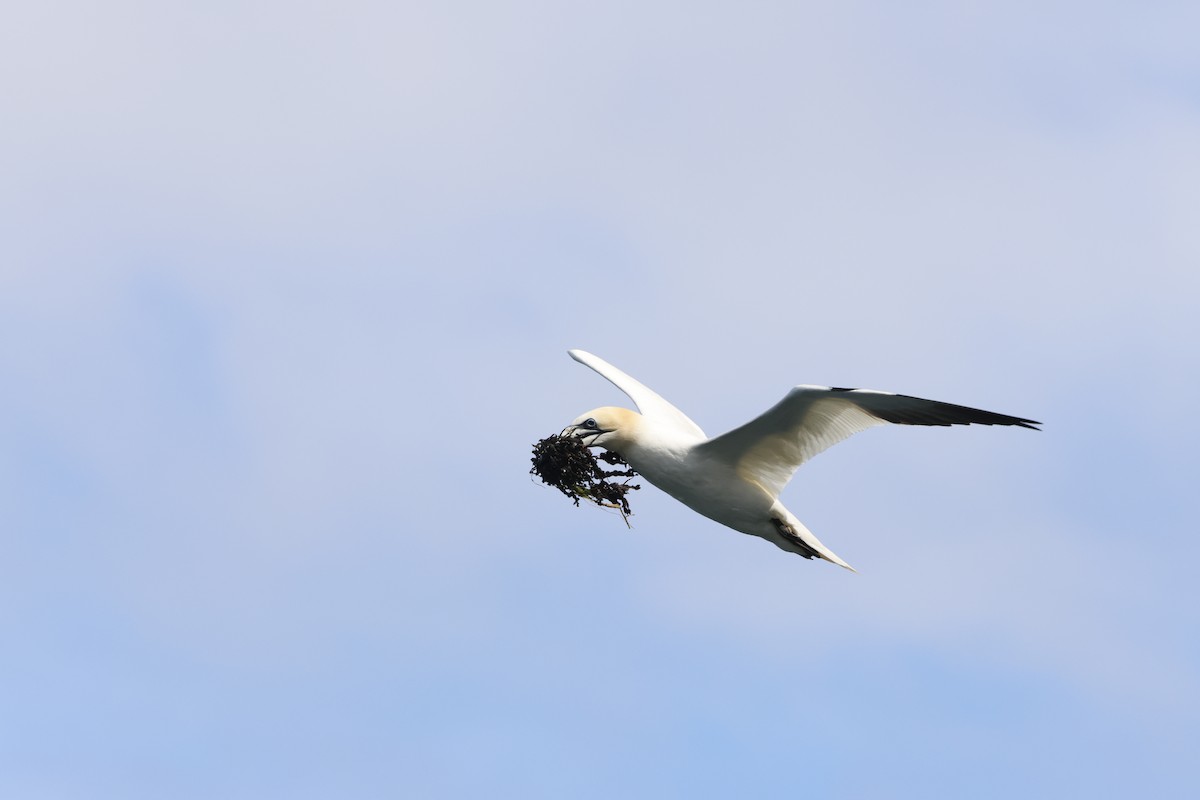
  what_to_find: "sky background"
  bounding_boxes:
[2,1,1198,797]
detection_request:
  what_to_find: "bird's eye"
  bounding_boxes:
[584,418,597,429]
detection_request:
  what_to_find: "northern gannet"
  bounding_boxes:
[561,350,1039,570]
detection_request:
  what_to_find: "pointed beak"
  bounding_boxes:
[561,425,608,446]
[562,424,608,445]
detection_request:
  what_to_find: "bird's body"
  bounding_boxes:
[599,416,822,560]
[561,350,1039,570]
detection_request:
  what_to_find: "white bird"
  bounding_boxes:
[561,349,1039,570]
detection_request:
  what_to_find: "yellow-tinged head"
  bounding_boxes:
[561,406,642,453]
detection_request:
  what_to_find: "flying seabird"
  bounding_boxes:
[562,349,1039,570]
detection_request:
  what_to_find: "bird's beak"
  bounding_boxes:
[561,425,606,445]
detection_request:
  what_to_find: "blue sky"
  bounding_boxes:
[2,2,1198,797]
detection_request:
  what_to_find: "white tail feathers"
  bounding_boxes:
[772,512,857,572]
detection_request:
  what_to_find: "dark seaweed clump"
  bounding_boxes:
[530,434,640,525]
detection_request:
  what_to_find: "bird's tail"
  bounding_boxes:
[771,510,856,572]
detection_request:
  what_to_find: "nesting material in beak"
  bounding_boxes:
[530,434,640,525]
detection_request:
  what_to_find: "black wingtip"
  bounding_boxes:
[970,414,1041,430]
[987,413,1041,431]
[871,395,1043,431]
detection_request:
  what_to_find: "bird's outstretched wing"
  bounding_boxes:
[568,350,706,438]
[699,385,1040,498]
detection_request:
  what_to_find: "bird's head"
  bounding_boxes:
[561,406,641,452]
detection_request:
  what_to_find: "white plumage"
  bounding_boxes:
[561,350,1039,570]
